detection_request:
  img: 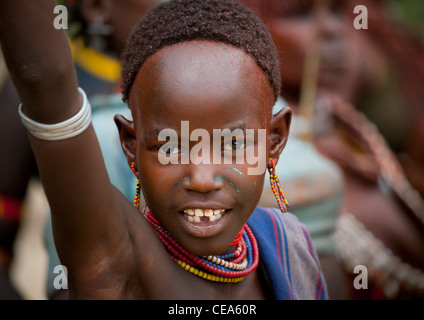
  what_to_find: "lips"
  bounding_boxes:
[183,208,227,222]
[176,206,232,239]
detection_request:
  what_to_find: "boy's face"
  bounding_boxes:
[123,41,288,256]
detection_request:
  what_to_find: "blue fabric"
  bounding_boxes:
[248,207,328,300]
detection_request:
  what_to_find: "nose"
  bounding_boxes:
[182,165,224,193]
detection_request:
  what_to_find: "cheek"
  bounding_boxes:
[137,153,175,208]
[253,175,265,201]
[249,175,265,205]
[233,168,266,211]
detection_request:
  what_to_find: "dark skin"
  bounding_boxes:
[0,53,37,297]
[0,0,157,299]
[0,78,34,286]
[0,0,291,299]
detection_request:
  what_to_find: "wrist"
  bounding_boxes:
[18,88,91,141]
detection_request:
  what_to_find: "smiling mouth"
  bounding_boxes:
[182,208,230,223]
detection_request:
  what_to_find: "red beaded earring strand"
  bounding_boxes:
[268,158,289,213]
[130,162,141,209]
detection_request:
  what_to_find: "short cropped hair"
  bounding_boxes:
[121,0,281,104]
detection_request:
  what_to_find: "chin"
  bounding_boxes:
[183,236,235,257]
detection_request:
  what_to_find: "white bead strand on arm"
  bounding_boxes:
[18,87,91,141]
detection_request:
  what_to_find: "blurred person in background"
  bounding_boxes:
[0,0,159,299]
[239,0,351,299]
[328,0,424,299]
[0,58,24,299]
[239,0,424,299]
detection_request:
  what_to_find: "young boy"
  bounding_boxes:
[0,0,327,299]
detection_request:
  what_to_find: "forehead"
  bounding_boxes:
[128,40,274,130]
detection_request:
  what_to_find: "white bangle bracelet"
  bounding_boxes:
[18,88,92,141]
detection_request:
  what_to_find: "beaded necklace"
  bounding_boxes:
[142,207,259,283]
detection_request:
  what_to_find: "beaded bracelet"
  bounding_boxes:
[18,87,91,141]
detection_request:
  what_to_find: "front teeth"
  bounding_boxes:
[183,209,226,222]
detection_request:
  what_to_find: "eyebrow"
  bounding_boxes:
[223,122,247,132]
[147,121,248,140]
[147,128,164,141]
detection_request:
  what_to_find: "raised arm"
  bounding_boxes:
[0,0,133,293]
[0,1,80,121]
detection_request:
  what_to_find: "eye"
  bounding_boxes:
[158,145,180,156]
[222,139,246,152]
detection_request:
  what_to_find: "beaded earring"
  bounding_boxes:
[268,158,289,213]
[130,162,141,209]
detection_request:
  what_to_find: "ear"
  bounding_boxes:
[268,106,292,166]
[114,114,136,166]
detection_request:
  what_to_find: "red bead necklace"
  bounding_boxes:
[142,207,259,283]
